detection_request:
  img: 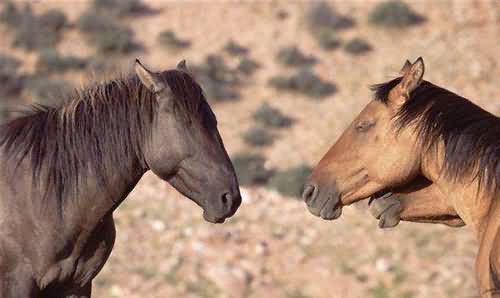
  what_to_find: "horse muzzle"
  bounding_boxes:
[302,183,342,220]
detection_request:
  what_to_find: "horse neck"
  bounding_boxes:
[420,141,497,237]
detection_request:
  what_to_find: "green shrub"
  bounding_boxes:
[0,54,20,78]
[253,102,292,129]
[95,27,138,54]
[36,49,87,73]
[77,11,114,33]
[77,10,139,54]
[0,54,23,99]
[232,153,274,186]
[344,38,372,55]
[276,46,317,67]
[306,1,354,31]
[242,127,275,147]
[158,30,191,50]
[9,6,66,51]
[25,77,72,106]
[269,69,336,99]
[369,0,425,28]
[13,22,59,51]
[0,1,21,26]
[315,30,341,50]
[92,0,152,17]
[237,57,259,76]
[1,4,68,51]
[38,9,67,32]
[192,54,240,102]
[224,40,249,56]
[268,165,312,198]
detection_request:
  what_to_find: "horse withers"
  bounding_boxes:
[303,58,499,297]
[0,60,241,297]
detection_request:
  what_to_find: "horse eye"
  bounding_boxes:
[355,121,375,132]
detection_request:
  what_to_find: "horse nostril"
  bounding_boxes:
[221,192,231,209]
[302,184,318,204]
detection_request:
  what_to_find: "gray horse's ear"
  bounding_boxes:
[134,59,165,93]
[399,60,412,75]
[177,59,188,71]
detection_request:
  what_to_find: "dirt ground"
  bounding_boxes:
[1,1,499,297]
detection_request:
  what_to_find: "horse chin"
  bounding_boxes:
[202,210,226,224]
[307,197,343,220]
[368,189,394,205]
[319,206,343,220]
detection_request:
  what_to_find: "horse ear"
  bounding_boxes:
[399,57,424,96]
[399,59,412,75]
[134,59,165,93]
[177,59,188,71]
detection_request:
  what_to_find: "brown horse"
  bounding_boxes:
[0,59,241,297]
[303,58,499,297]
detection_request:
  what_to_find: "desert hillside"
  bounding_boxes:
[0,1,498,297]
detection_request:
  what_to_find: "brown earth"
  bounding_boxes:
[1,1,499,297]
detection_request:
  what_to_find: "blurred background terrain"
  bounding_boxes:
[0,1,498,297]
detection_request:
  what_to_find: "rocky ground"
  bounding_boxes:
[1,1,498,297]
[93,174,478,298]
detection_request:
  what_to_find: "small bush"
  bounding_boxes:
[0,1,21,26]
[25,77,72,106]
[276,46,317,67]
[315,30,341,50]
[369,0,425,28]
[268,165,312,198]
[77,11,114,33]
[269,69,336,99]
[36,49,87,73]
[253,102,292,129]
[306,1,354,31]
[192,54,241,102]
[1,4,68,51]
[344,38,372,55]
[158,30,191,50]
[38,9,67,32]
[9,6,66,51]
[0,54,20,78]
[13,22,59,51]
[0,54,23,99]
[232,153,274,186]
[242,127,275,147]
[96,27,138,54]
[224,40,249,56]
[77,11,139,54]
[237,57,259,76]
[92,0,153,17]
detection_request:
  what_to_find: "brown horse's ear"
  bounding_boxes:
[135,59,166,93]
[177,59,188,71]
[399,60,412,75]
[389,57,424,107]
[400,57,424,96]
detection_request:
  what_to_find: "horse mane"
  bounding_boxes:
[371,77,499,195]
[0,69,208,203]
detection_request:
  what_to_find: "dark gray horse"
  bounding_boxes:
[0,59,241,297]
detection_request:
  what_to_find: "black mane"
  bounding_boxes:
[0,69,209,202]
[371,78,499,195]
